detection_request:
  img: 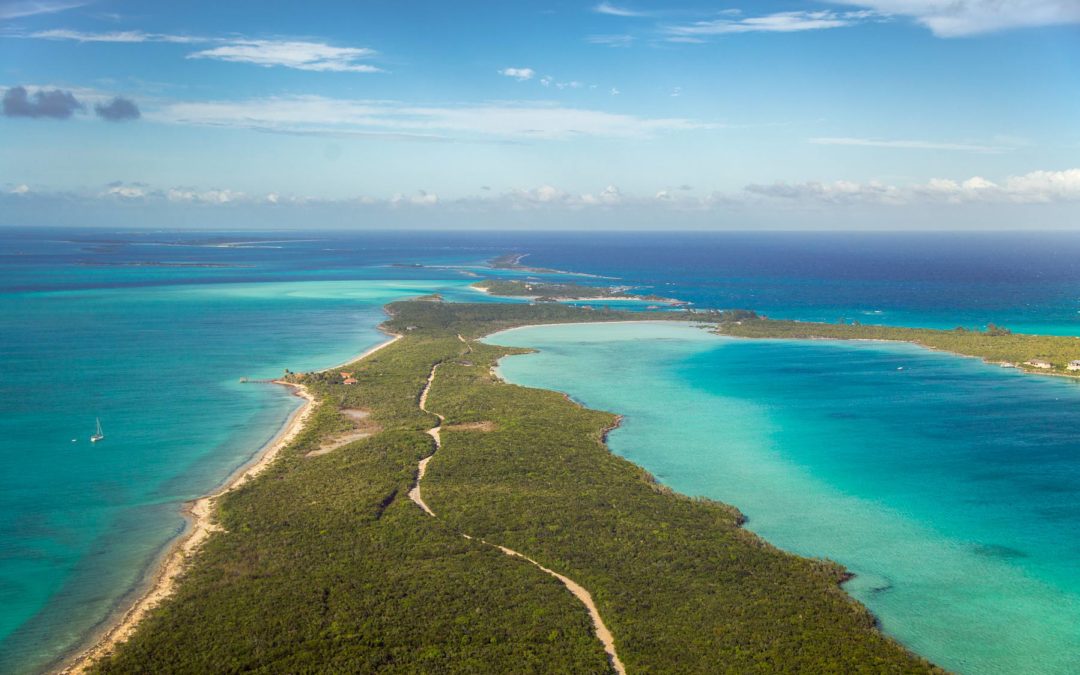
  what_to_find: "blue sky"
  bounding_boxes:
[1,0,1079,229]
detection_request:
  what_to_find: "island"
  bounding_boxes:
[76,298,938,674]
[472,279,686,305]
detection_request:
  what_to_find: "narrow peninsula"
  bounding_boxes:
[80,299,939,674]
[714,312,1080,377]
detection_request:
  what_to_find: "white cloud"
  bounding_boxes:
[165,187,246,204]
[17,29,382,72]
[153,96,711,140]
[593,2,649,18]
[498,67,535,81]
[533,74,589,90]
[10,171,1080,227]
[391,190,439,206]
[104,184,146,199]
[187,40,380,72]
[27,28,200,43]
[10,184,31,194]
[586,34,635,47]
[810,136,1006,153]
[0,1,86,19]
[831,0,1080,36]
[666,10,878,37]
[585,184,622,205]
[746,179,904,205]
[747,169,1080,206]
[164,187,234,203]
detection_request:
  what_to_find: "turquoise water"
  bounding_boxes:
[490,322,1080,675]
[0,277,482,673]
[6,228,1080,674]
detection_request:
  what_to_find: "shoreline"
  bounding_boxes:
[729,333,1080,382]
[60,332,403,674]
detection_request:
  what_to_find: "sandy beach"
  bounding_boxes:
[61,332,403,673]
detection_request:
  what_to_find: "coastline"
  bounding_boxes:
[60,331,403,674]
[735,333,1080,381]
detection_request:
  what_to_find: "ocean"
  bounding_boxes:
[2,227,1079,673]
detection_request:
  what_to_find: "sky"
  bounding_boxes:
[1,0,1079,229]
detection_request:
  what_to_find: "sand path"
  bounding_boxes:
[408,338,626,675]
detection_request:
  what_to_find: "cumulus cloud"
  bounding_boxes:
[746,169,1080,206]
[831,0,1080,36]
[166,187,245,204]
[2,86,84,118]
[8,170,1080,229]
[154,96,711,140]
[746,179,904,205]
[498,67,535,81]
[103,183,147,199]
[187,40,381,72]
[391,190,439,206]
[95,96,140,121]
[666,10,878,38]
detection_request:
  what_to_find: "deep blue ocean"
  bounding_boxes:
[2,227,1080,673]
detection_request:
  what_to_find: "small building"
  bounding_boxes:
[1068,360,1080,372]
[339,372,353,379]
[342,377,358,385]
[1026,359,1053,369]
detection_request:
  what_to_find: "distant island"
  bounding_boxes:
[715,311,1080,377]
[487,252,561,274]
[487,252,614,279]
[74,296,938,674]
[473,279,686,305]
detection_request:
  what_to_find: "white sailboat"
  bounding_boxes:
[90,418,104,443]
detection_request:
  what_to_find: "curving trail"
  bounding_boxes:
[408,340,626,675]
[406,362,442,516]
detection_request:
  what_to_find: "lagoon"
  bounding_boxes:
[490,321,1080,675]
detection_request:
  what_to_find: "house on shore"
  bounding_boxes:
[1068,360,1080,372]
[342,377,358,385]
[1026,359,1053,369]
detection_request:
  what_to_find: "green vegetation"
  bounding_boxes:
[473,279,677,304]
[487,252,560,274]
[715,315,1080,375]
[93,300,938,674]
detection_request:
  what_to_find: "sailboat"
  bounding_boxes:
[90,418,104,443]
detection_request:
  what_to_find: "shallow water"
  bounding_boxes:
[490,322,1080,675]
[0,276,485,673]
